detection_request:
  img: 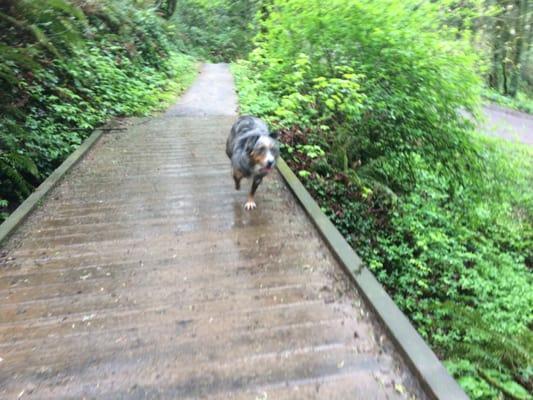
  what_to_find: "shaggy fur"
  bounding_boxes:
[226,116,279,210]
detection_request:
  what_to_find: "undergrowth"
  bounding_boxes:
[483,88,533,115]
[0,0,196,222]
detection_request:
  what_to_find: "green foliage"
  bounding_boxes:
[232,60,278,116]
[252,0,484,194]
[447,359,533,400]
[483,89,533,114]
[232,0,533,397]
[441,0,532,99]
[0,0,196,220]
[156,0,178,19]
[172,0,263,62]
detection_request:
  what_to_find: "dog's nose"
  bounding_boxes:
[267,160,274,168]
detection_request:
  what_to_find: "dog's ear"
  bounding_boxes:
[245,136,259,154]
[269,131,279,140]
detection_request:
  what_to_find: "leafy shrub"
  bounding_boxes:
[0,0,196,221]
[232,0,533,397]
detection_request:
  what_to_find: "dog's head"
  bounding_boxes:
[247,132,279,174]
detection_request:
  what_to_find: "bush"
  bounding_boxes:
[0,0,197,221]
[232,0,533,397]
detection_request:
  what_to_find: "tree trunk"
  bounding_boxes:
[157,0,177,19]
[508,0,527,97]
[489,13,505,92]
[489,47,500,90]
[502,60,508,94]
[166,0,177,18]
[518,0,530,89]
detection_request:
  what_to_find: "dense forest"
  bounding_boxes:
[1,1,532,399]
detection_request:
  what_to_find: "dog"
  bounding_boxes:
[226,116,279,210]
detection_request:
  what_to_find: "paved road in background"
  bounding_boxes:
[481,104,532,145]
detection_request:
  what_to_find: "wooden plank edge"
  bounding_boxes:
[0,128,104,245]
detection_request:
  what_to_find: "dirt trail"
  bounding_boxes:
[0,64,426,399]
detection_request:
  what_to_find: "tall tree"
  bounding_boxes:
[487,0,530,97]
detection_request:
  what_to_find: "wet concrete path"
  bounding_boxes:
[0,64,425,399]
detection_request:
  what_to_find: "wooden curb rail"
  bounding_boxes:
[276,157,468,400]
[0,129,104,245]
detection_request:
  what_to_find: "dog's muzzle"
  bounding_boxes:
[260,161,275,174]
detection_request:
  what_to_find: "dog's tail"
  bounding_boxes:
[225,136,233,159]
[226,123,237,159]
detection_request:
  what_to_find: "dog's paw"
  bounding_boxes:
[244,200,257,211]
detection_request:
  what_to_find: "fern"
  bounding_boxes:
[1,0,89,57]
[0,152,38,200]
[0,11,62,57]
[41,0,88,24]
[440,302,532,392]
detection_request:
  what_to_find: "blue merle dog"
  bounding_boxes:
[226,116,279,210]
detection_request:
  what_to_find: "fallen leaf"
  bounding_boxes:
[394,383,406,394]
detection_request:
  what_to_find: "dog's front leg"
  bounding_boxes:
[233,169,243,190]
[245,176,262,210]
